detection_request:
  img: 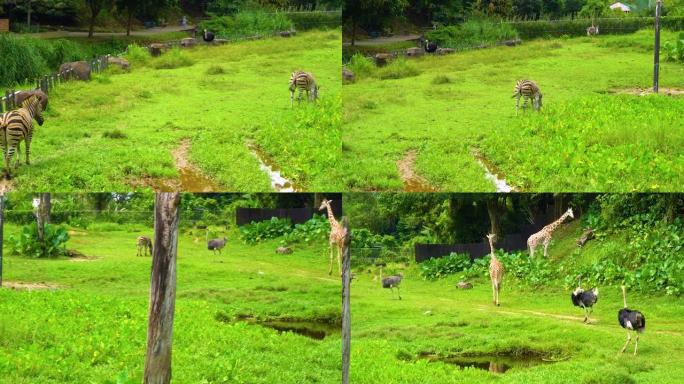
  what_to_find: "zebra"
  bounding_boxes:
[136,236,153,256]
[513,79,543,114]
[0,95,44,178]
[289,71,319,107]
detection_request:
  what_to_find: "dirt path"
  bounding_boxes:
[612,87,684,96]
[397,150,438,192]
[31,25,195,39]
[2,281,59,290]
[343,34,422,46]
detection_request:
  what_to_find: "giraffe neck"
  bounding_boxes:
[488,238,497,261]
[325,203,339,228]
[546,212,570,234]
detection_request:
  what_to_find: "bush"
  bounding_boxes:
[347,53,375,78]
[663,32,684,62]
[376,58,421,80]
[152,48,195,70]
[420,253,473,280]
[0,34,49,87]
[124,44,150,66]
[199,10,294,40]
[351,228,399,249]
[286,11,341,31]
[426,19,518,50]
[282,214,330,244]
[206,65,225,75]
[239,217,293,244]
[9,223,70,258]
[510,17,684,40]
[432,75,452,84]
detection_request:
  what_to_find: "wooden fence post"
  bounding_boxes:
[144,192,181,384]
[341,216,351,384]
[653,0,662,93]
[0,193,5,288]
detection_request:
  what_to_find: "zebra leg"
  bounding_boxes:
[298,89,303,104]
[14,142,20,168]
[25,135,31,165]
[290,90,294,107]
[515,95,520,115]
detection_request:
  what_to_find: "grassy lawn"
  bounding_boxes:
[348,222,684,383]
[0,224,342,383]
[342,30,684,192]
[10,29,341,192]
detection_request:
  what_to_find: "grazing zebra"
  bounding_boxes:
[137,236,153,256]
[289,71,319,107]
[0,95,44,178]
[513,79,543,114]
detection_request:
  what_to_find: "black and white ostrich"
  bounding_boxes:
[571,277,599,323]
[203,29,215,43]
[618,285,646,355]
[423,39,438,53]
[379,264,403,300]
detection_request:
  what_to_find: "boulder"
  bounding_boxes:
[59,61,91,81]
[374,53,393,67]
[457,281,473,290]
[436,48,456,55]
[149,43,168,57]
[406,47,423,57]
[342,68,355,83]
[577,228,595,247]
[180,37,197,48]
[276,246,293,255]
[213,39,229,45]
[500,39,522,47]
[280,31,293,38]
[107,56,130,71]
[14,89,48,110]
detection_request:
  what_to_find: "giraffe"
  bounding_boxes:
[487,234,504,306]
[320,199,346,276]
[527,208,574,258]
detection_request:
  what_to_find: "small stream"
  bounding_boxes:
[247,142,298,192]
[473,151,516,192]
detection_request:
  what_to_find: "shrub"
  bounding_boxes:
[286,11,341,31]
[103,129,128,139]
[347,53,375,78]
[282,214,330,244]
[152,48,195,70]
[426,19,518,50]
[206,65,226,75]
[351,228,399,249]
[432,75,452,84]
[124,44,150,66]
[199,10,294,40]
[9,223,70,258]
[0,34,49,87]
[420,253,473,280]
[510,17,684,40]
[239,217,293,244]
[663,32,684,62]
[376,58,421,80]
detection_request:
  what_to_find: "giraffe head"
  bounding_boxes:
[319,199,331,210]
[566,208,574,219]
[486,233,496,242]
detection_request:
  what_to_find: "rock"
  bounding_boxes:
[148,43,168,57]
[457,281,473,289]
[342,68,355,83]
[180,37,197,48]
[213,39,229,45]
[406,47,423,57]
[374,53,393,67]
[107,56,130,71]
[14,89,48,110]
[280,31,293,37]
[59,61,91,81]
[436,48,456,55]
[276,246,293,255]
[500,39,522,47]
[577,228,595,247]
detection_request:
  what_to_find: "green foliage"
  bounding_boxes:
[206,65,226,75]
[663,32,684,63]
[124,44,150,66]
[420,252,472,280]
[511,17,684,40]
[350,228,399,248]
[426,19,519,50]
[8,223,70,259]
[151,48,195,69]
[239,217,293,244]
[376,57,421,80]
[0,34,49,87]
[282,214,331,244]
[286,10,342,31]
[199,10,294,40]
[347,53,376,78]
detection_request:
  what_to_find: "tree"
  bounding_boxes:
[564,0,585,18]
[144,193,181,384]
[35,193,51,248]
[343,0,408,46]
[85,0,112,38]
[514,0,543,19]
[116,0,177,36]
[579,0,609,20]
[0,194,5,288]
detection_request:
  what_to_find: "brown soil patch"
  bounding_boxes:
[612,87,684,96]
[397,150,438,192]
[3,281,59,290]
[0,179,13,193]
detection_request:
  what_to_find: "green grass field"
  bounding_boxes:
[7,29,341,192]
[348,221,684,383]
[0,224,342,383]
[342,30,684,192]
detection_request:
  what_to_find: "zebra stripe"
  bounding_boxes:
[137,235,153,256]
[0,96,44,178]
[289,71,319,106]
[513,79,543,113]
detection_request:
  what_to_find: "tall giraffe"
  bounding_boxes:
[320,199,346,276]
[527,208,574,258]
[487,234,504,306]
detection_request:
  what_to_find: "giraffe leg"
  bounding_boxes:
[543,238,550,258]
[491,280,496,305]
[495,283,500,306]
[634,333,639,355]
[337,243,342,277]
[328,243,333,275]
[529,245,535,258]
[620,332,631,354]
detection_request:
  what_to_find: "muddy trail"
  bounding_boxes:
[247,141,299,192]
[134,139,221,192]
[610,87,684,97]
[472,150,517,192]
[416,351,558,374]
[397,150,438,192]
[2,281,59,291]
[219,315,340,340]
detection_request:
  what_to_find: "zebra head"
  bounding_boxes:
[535,93,543,110]
[22,95,44,126]
[312,84,319,101]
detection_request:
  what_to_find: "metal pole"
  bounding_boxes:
[341,216,351,384]
[653,0,662,93]
[0,193,4,288]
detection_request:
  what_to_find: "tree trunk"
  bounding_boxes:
[341,216,351,384]
[486,197,500,241]
[144,193,181,384]
[35,193,51,247]
[127,8,133,37]
[351,18,357,46]
[27,0,31,30]
[0,194,5,287]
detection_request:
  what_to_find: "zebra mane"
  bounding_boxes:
[21,95,41,114]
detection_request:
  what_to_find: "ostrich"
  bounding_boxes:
[207,236,228,255]
[618,285,646,355]
[203,29,215,43]
[423,39,438,53]
[379,264,403,300]
[571,277,599,323]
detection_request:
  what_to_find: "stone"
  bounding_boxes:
[406,47,423,57]
[180,37,197,48]
[276,246,293,255]
[457,281,473,289]
[58,61,91,81]
[107,56,130,71]
[374,53,393,67]
[342,68,355,83]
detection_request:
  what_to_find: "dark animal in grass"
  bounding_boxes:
[207,237,228,255]
[14,90,48,110]
[571,278,599,323]
[618,285,646,355]
[424,39,438,53]
[276,246,293,254]
[59,61,91,81]
[379,265,403,300]
[203,29,215,42]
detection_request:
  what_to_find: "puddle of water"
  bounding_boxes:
[247,141,298,192]
[224,316,339,340]
[397,150,438,192]
[418,353,553,373]
[473,151,517,193]
[173,139,220,192]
